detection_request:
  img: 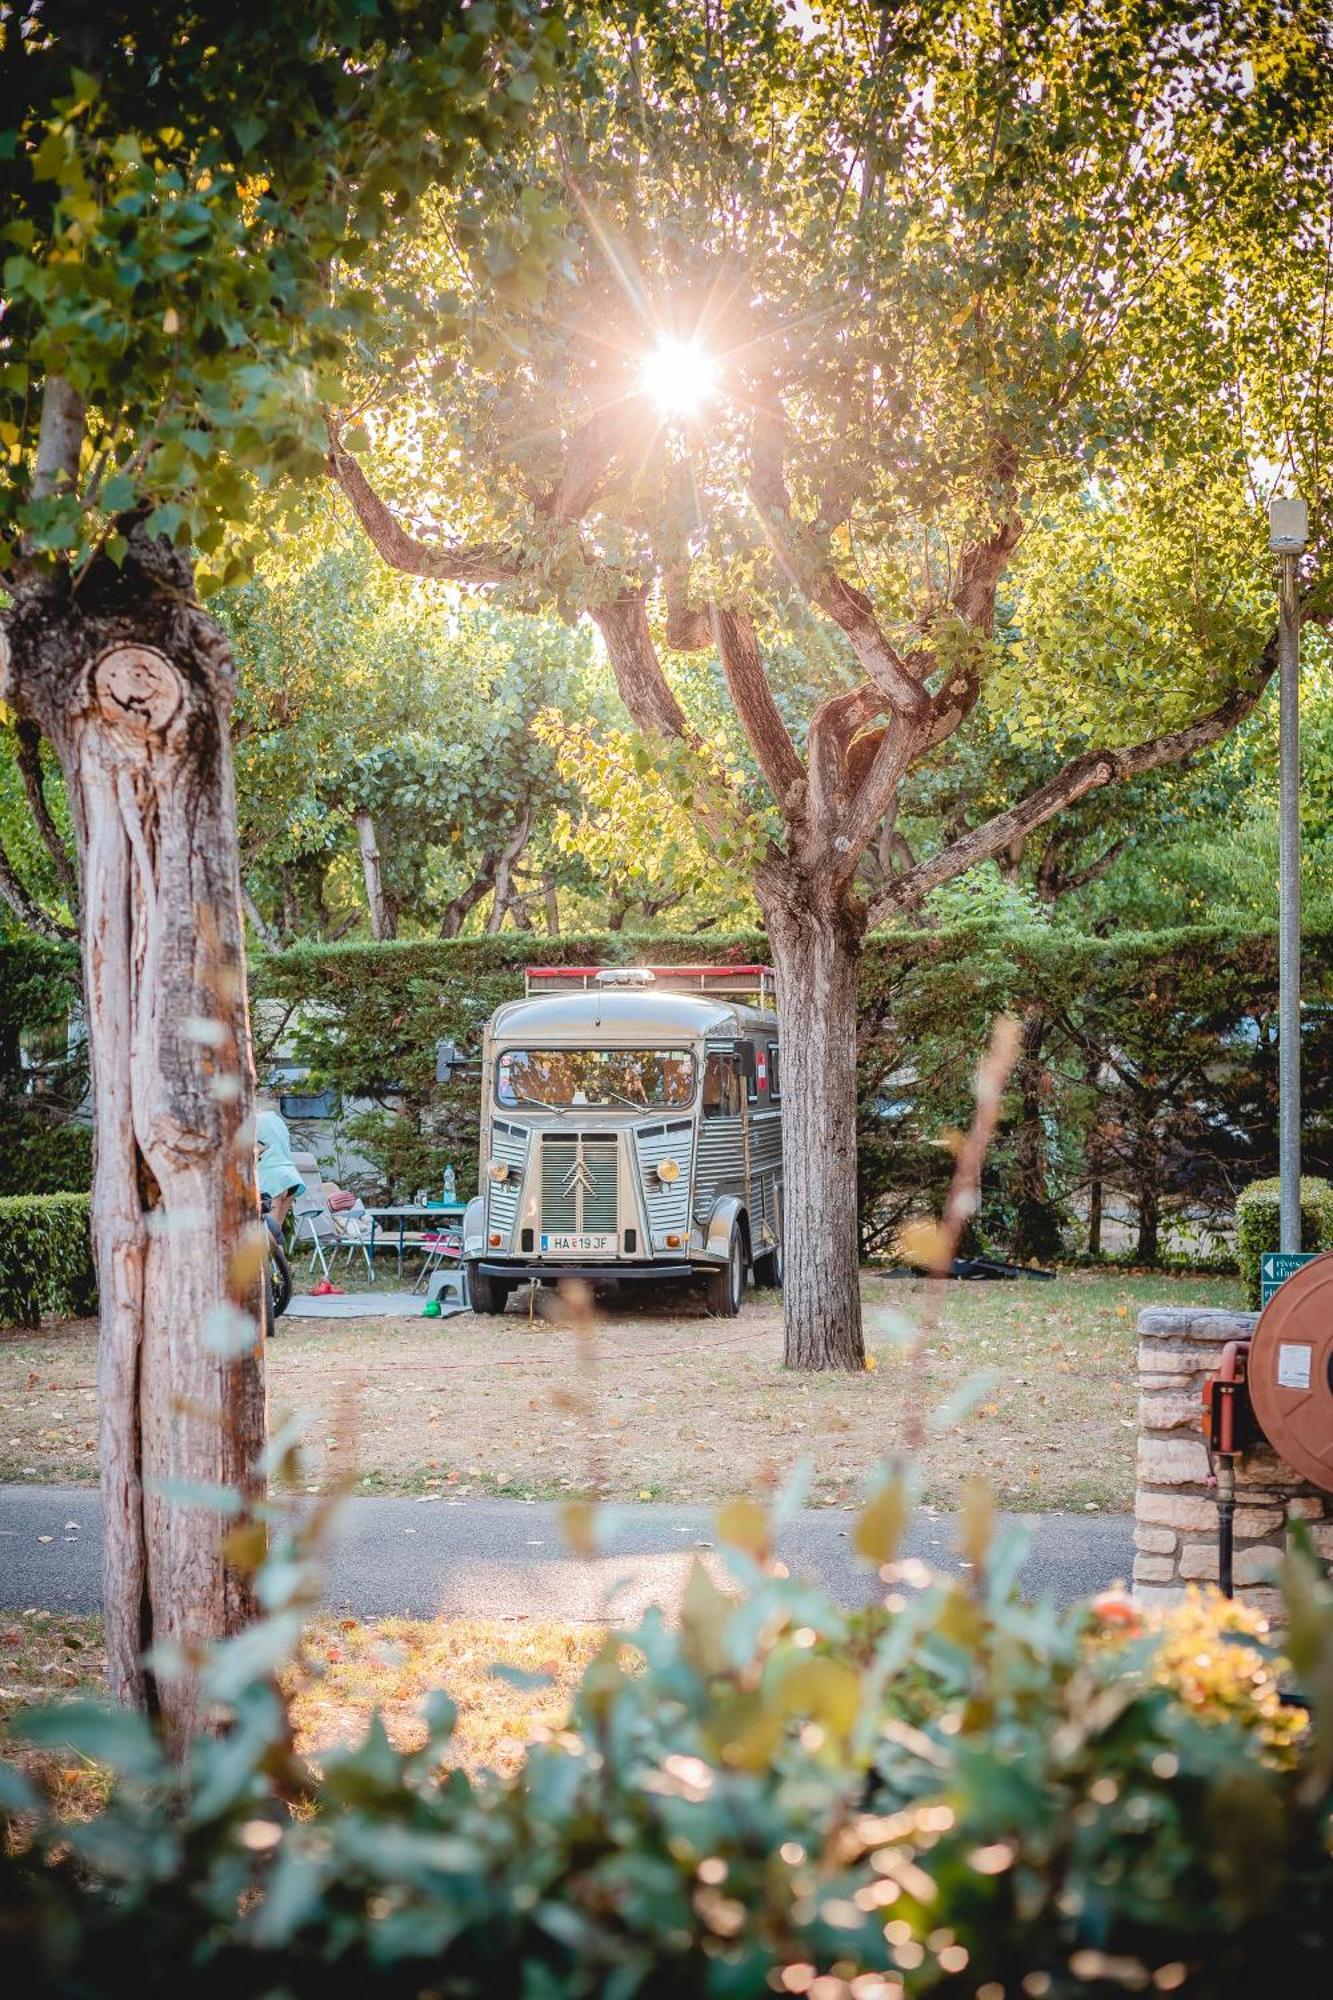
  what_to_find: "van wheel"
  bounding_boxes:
[705,1229,745,1317]
[754,1236,784,1290]
[467,1266,511,1315]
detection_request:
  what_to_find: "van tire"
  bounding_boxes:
[705,1229,745,1317]
[467,1266,511,1315]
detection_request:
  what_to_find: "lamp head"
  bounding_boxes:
[1269,495,1308,553]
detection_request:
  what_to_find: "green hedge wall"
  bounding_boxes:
[0,1192,95,1327]
[1236,1176,1333,1308]
[252,923,1333,1262]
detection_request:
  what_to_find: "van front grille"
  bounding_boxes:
[540,1134,618,1235]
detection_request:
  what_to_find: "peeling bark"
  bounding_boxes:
[2,540,265,1742]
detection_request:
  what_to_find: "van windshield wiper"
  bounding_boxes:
[599,1088,648,1111]
[513,1088,566,1117]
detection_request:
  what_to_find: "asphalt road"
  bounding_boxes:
[0,1484,1133,1621]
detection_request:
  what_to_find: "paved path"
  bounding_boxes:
[0,1485,1133,1622]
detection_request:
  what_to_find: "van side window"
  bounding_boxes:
[738,1041,758,1102]
[702,1051,742,1118]
[767,1044,781,1100]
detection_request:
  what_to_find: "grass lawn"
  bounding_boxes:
[0,1268,1240,1511]
[0,1609,602,1803]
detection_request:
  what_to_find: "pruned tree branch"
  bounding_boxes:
[13,719,79,911]
[31,375,85,502]
[813,574,932,724]
[326,427,520,584]
[591,590,692,741]
[807,682,885,829]
[1037,831,1130,902]
[870,634,1282,926]
[829,721,920,878]
[0,828,74,938]
[486,805,535,934]
[664,565,711,651]
[714,607,807,813]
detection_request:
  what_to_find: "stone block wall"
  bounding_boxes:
[1135,1305,1333,1616]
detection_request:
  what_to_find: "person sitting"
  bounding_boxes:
[256,1107,306,1231]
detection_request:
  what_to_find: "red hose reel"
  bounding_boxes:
[1198,1252,1333,1596]
[1244,1250,1333,1493]
[1201,1252,1333,1490]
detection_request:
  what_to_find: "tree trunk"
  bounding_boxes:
[1010,1006,1062,1262]
[1083,1052,1104,1254]
[440,860,497,938]
[354,807,393,941]
[1136,1141,1161,1264]
[486,806,533,935]
[2,543,265,1744]
[758,868,865,1371]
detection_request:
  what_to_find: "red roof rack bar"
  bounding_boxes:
[523,963,776,1004]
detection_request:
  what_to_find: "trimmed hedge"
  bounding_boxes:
[4,1485,1333,1996]
[250,922,1333,1261]
[0,1192,95,1327]
[1236,1175,1333,1308]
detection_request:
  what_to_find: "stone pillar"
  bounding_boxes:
[1135,1305,1333,1617]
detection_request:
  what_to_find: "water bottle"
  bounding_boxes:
[443,1163,456,1204]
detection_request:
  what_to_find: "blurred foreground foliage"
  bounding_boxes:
[4,1468,1332,1999]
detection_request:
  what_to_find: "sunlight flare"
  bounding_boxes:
[639,335,718,417]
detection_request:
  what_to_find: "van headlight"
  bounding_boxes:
[488,1160,511,1184]
[655,1158,680,1184]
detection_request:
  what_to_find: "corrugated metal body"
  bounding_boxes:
[692,1109,783,1235]
[634,1117,694,1236]
[486,1118,530,1237]
[692,1120,742,1224]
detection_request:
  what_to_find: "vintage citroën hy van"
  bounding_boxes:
[462,965,784,1314]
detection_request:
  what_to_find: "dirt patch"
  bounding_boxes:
[0,1270,1241,1509]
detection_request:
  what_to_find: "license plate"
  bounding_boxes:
[540,1232,616,1254]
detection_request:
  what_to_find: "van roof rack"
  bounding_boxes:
[524,964,776,1006]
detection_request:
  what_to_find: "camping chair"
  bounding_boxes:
[291,1187,339,1282]
[291,1187,375,1285]
[332,1200,375,1283]
[412,1222,463,1294]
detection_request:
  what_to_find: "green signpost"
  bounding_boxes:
[1259,1250,1319,1308]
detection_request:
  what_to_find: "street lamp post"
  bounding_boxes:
[1269,494,1307,1255]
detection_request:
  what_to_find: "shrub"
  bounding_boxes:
[3,1482,1332,1996]
[1236,1175,1333,1308]
[0,1192,95,1327]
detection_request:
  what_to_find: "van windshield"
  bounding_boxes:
[496,1048,696,1109]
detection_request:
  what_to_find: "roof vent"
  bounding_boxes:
[594,967,656,988]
